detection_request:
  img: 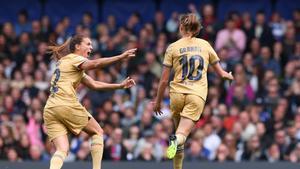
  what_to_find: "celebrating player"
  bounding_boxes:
[153,13,234,169]
[43,34,136,169]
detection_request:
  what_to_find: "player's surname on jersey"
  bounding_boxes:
[179,46,201,54]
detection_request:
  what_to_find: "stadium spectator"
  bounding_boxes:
[215,16,246,65]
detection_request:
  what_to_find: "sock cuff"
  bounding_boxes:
[53,150,67,161]
[175,133,187,145]
[175,132,187,138]
[91,134,103,146]
[177,145,184,153]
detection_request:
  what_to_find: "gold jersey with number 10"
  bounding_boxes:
[163,37,220,101]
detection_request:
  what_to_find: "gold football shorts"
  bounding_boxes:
[43,105,92,141]
[170,93,205,121]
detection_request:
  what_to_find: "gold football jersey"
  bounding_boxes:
[163,37,220,101]
[45,54,87,108]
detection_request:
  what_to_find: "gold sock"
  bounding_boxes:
[175,133,186,146]
[173,145,184,169]
[91,135,104,169]
[50,151,67,169]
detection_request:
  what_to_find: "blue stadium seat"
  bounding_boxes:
[102,0,156,25]
[44,0,98,27]
[160,0,212,19]
[275,0,300,19]
[217,0,272,21]
[0,0,40,23]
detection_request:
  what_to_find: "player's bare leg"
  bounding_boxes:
[167,116,195,169]
[167,115,180,158]
[50,135,69,169]
[83,117,104,169]
[169,115,185,169]
[175,117,195,144]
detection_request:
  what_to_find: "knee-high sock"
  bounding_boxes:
[173,145,184,169]
[50,151,67,169]
[91,135,104,169]
[175,133,186,146]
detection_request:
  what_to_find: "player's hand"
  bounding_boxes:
[120,77,136,89]
[121,48,137,59]
[151,101,163,116]
[224,71,234,81]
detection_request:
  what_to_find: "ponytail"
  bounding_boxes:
[48,38,71,60]
[48,34,87,60]
[180,13,202,37]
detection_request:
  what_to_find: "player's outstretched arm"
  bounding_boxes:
[79,48,137,70]
[81,75,136,90]
[212,62,234,81]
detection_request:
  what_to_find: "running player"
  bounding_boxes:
[153,13,234,169]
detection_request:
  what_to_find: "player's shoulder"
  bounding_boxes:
[167,41,177,48]
[167,39,185,51]
[172,37,195,46]
[65,53,87,61]
[195,38,210,46]
[166,41,177,53]
[61,53,76,60]
[69,53,82,58]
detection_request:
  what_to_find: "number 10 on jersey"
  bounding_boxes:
[180,54,204,81]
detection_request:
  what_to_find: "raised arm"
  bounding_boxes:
[81,75,136,91]
[212,62,234,80]
[79,48,137,70]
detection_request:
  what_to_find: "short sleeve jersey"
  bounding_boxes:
[45,54,87,108]
[163,37,220,101]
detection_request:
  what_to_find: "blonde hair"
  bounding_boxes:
[180,13,202,37]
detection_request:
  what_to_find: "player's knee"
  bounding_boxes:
[95,127,103,136]
[91,134,103,146]
[91,124,104,144]
[88,121,103,136]
[55,144,69,155]
[55,149,69,157]
[92,119,103,136]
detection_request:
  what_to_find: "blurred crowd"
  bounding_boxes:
[1,2,300,163]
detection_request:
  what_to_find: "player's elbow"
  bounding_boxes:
[80,60,98,70]
[87,81,97,90]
